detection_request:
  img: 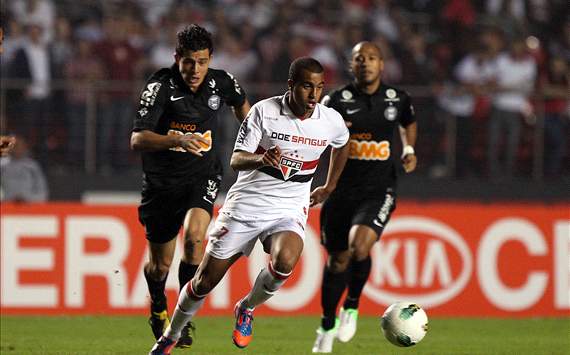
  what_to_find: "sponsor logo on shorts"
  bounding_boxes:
[203,179,219,204]
[372,194,395,227]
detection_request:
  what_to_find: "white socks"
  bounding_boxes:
[241,262,291,310]
[164,281,206,340]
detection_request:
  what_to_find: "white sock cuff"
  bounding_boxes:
[268,262,292,280]
[186,280,207,300]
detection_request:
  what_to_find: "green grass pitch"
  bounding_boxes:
[1,315,569,354]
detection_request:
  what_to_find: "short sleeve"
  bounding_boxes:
[399,93,416,127]
[321,91,342,114]
[329,112,350,148]
[133,79,168,132]
[234,105,263,153]
[219,71,247,108]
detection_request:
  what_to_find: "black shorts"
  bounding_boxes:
[320,190,396,252]
[138,174,221,244]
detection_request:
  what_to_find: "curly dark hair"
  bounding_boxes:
[175,24,213,56]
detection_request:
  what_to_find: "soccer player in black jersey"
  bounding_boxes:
[0,26,17,157]
[312,41,417,353]
[131,24,250,348]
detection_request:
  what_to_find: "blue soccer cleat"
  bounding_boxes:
[232,302,254,348]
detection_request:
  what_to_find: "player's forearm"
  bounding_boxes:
[130,130,181,152]
[400,122,417,148]
[323,143,350,191]
[230,150,264,171]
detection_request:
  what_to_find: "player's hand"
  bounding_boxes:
[402,153,417,173]
[261,145,281,168]
[309,185,333,207]
[0,136,16,157]
[178,134,209,157]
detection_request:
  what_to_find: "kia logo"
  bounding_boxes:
[364,216,472,308]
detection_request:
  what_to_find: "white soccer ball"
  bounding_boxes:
[380,302,428,347]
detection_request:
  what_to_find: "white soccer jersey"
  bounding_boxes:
[220,93,349,221]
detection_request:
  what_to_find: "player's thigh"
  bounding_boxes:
[266,230,304,273]
[320,196,357,253]
[187,173,222,217]
[348,225,378,260]
[182,207,212,242]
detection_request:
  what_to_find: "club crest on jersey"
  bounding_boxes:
[279,156,303,180]
[386,89,397,99]
[340,90,355,103]
[208,95,220,110]
[384,106,398,121]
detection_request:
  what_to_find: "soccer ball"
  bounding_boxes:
[380,302,428,347]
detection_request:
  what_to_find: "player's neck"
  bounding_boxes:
[357,79,381,95]
[287,96,312,119]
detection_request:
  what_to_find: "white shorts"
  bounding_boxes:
[205,212,306,259]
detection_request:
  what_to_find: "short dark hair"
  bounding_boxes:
[288,57,324,83]
[175,24,213,56]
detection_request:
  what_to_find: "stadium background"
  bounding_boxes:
[1,0,569,353]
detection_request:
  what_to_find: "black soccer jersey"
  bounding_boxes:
[133,65,246,190]
[323,82,415,197]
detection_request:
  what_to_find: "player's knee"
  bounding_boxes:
[350,243,372,261]
[272,252,298,275]
[183,234,204,254]
[184,225,205,243]
[328,258,349,273]
[146,261,171,280]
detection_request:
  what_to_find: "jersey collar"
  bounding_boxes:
[279,91,321,120]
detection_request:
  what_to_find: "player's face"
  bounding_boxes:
[351,45,384,85]
[175,48,211,92]
[289,70,325,115]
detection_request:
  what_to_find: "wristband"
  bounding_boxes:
[402,145,415,158]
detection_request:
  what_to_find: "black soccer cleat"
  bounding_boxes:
[175,321,196,348]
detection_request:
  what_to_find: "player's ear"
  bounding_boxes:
[287,79,293,91]
[174,53,180,65]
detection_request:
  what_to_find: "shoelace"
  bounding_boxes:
[237,309,253,332]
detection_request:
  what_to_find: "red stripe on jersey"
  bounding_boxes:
[301,159,319,170]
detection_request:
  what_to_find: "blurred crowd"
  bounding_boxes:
[0,0,568,190]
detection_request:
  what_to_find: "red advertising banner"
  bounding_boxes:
[1,202,568,317]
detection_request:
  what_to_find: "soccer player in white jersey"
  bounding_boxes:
[149,57,350,355]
